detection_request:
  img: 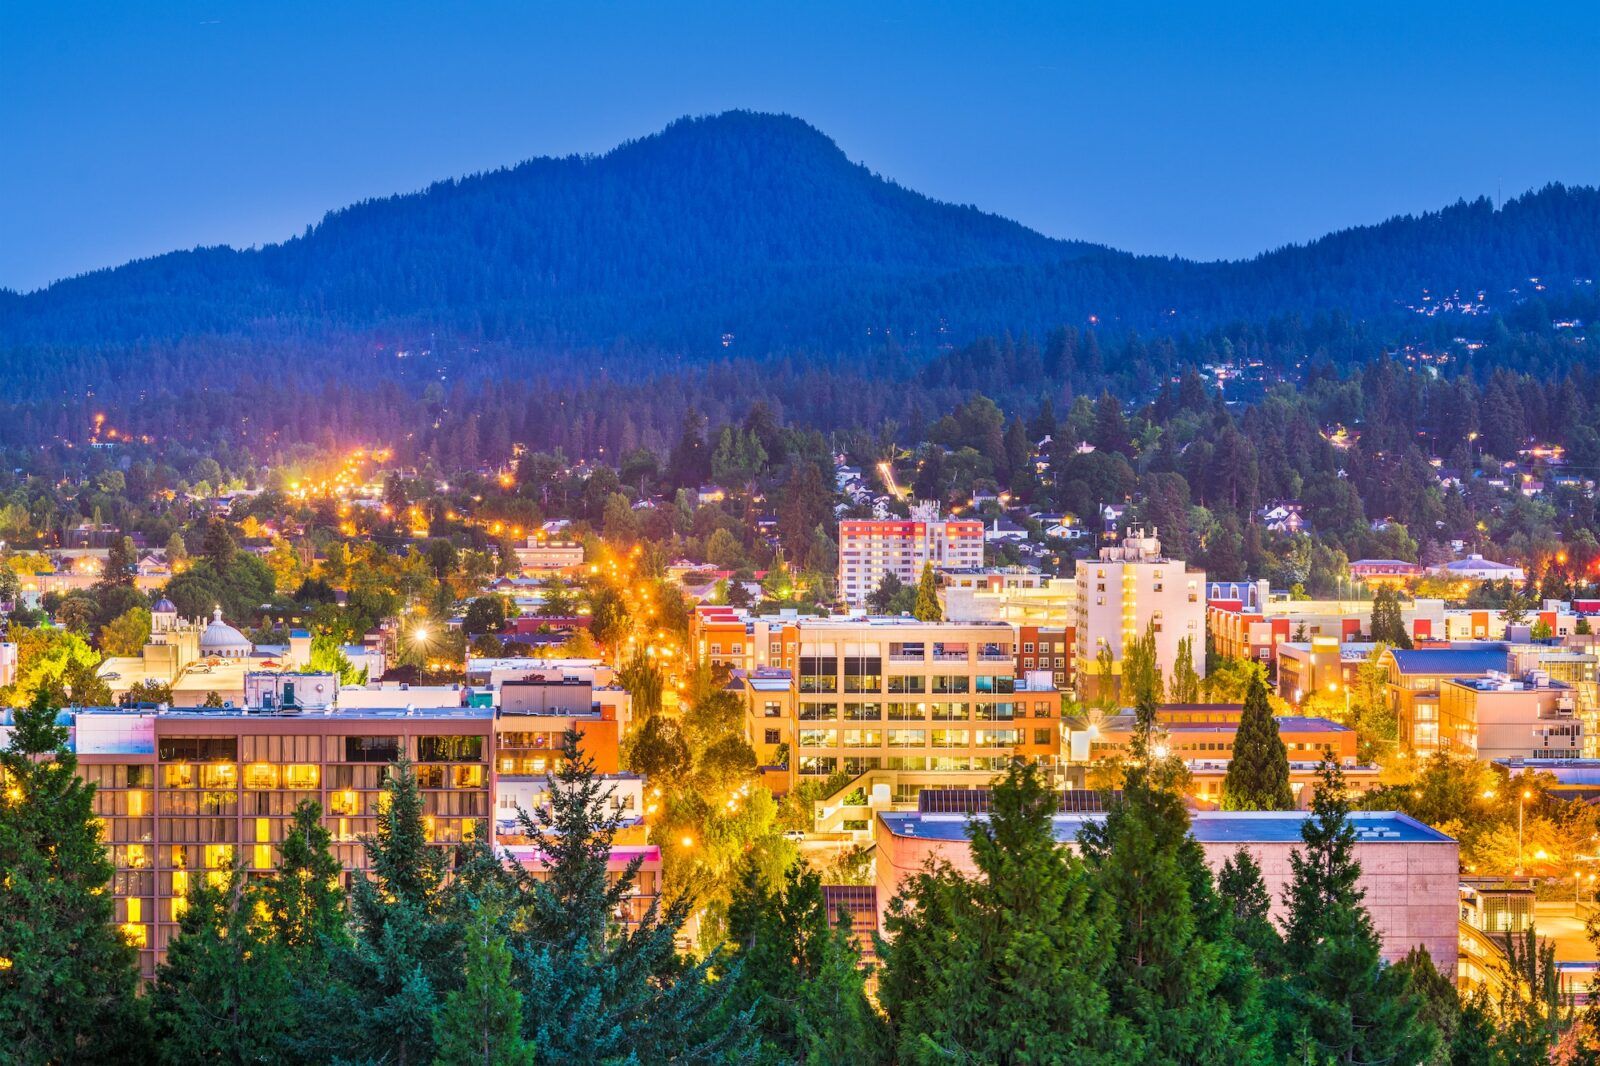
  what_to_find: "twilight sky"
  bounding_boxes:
[3,0,1597,292]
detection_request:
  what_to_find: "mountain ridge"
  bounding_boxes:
[2,110,1597,358]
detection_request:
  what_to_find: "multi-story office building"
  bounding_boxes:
[837,505,984,607]
[1015,625,1073,693]
[75,704,495,976]
[734,618,1062,805]
[1073,529,1205,699]
[1208,586,1447,670]
[1382,644,1512,754]
[1437,674,1581,760]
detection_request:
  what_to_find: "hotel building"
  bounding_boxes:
[75,704,494,977]
[54,663,647,976]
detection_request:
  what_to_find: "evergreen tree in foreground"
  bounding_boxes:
[151,866,294,1063]
[878,759,1129,1063]
[510,729,754,1063]
[1390,944,1461,1060]
[1279,755,1437,1063]
[433,900,536,1066]
[0,691,147,1063]
[1217,847,1282,975]
[1079,706,1273,1064]
[302,757,459,1065]
[725,858,886,1064]
[1221,672,1293,811]
[258,799,348,966]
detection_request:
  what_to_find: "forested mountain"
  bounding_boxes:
[4,110,1597,362]
[0,110,1597,473]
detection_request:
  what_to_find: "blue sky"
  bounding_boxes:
[3,1,1596,291]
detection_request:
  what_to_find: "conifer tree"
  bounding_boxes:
[878,759,1129,1062]
[1280,756,1437,1063]
[433,901,535,1066]
[1078,716,1272,1064]
[0,691,147,1063]
[1390,944,1460,1058]
[1451,991,1496,1065]
[724,859,886,1064]
[258,800,347,967]
[912,562,942,622]
[511,730,754,1063]
[301,757,458,1065]
[1217,847,1282,974]
[1221,672,1293,811]
[151,866,294,1063]
[1370,586,1413,649]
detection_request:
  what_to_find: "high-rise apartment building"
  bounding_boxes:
[1073,528,1205,699]
[837,504,983,607]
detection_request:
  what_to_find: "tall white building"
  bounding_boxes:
[1074,528,1205,698]
[837,502,984,606]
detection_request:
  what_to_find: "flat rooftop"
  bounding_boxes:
[878,809,1453,845]
[75,705,495,721]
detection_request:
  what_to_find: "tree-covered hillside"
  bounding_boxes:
[3,110,1596,363]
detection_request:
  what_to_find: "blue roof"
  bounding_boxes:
[878,809,1453,845]
[1389,647,1509,676]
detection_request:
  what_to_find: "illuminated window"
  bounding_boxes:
[255,845,273,870]
[163,764,196,789]
[200,763,237,790]
[244,763,280,789]
[126,897,142,924]
[204,844,233,869]
[121,923,147,949]
[329,789,360,816]
[125,844,147,868]
[284,764,319,790]
[127,790,148,817]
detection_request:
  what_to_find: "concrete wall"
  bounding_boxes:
[873,819,1459,973]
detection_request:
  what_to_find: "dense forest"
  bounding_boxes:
[1,110,1596,405]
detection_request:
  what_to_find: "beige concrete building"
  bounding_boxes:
[873,809,1458,971]
[1074,529,1204,698]
[1438,674,1582,760]
[733,617,1063,803]
[939,573,1076,626]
